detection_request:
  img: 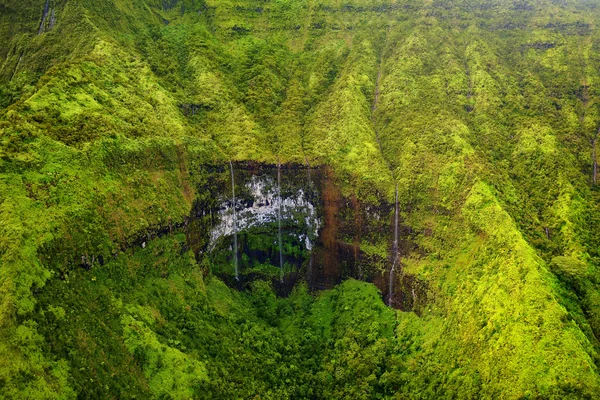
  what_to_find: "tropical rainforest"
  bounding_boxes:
[2,0,600,398]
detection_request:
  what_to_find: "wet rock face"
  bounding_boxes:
[208,170,320,252]
[306,168,394,291]
[188,162,323,282]
[184,162,425,310]
[187,163,389,289]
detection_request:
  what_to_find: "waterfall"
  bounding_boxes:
[230,161,239,280]
[593,133,598,185]
[49,8,56,30]
[306,162,314,285]
[388,183,399,307]
[277,162,284,282]
[38,0,50,35]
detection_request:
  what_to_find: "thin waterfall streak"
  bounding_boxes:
[388,266,394,307]
[278,162,284,283]
[389,183,399,306]
[38,0,50,35]
[306,163,313,286]
[230,161,239,280]
[394,183,399,253]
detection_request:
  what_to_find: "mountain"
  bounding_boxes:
[2,0,600,398]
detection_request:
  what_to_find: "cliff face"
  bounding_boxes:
[2,0,600,398]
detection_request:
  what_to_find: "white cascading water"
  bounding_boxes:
[230,161,239,280]
[306,164,314,283]
[277,162,284,282]
[388,183,399,306]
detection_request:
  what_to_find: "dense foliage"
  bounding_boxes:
[31,234,403,399]
[3,0,600,398]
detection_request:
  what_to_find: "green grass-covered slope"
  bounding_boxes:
[3,0,600,398]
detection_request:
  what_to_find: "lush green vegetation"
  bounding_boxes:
[29,234,404,399]
[3,0,600,398]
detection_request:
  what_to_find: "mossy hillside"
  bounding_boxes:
[372,80,600,394]
[393,182,600,398]
[3,40,190,150]
[0,133,222,397]
[2,0,600,398]
[1,0,411,176]
[459,182,597,395]
[303,37,393,193]
[33,235,210,399]
[368,12,600,396]
[456,23,600,356]
[0,0,181,109]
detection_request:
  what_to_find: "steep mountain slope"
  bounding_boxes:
[2,0,600,398]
